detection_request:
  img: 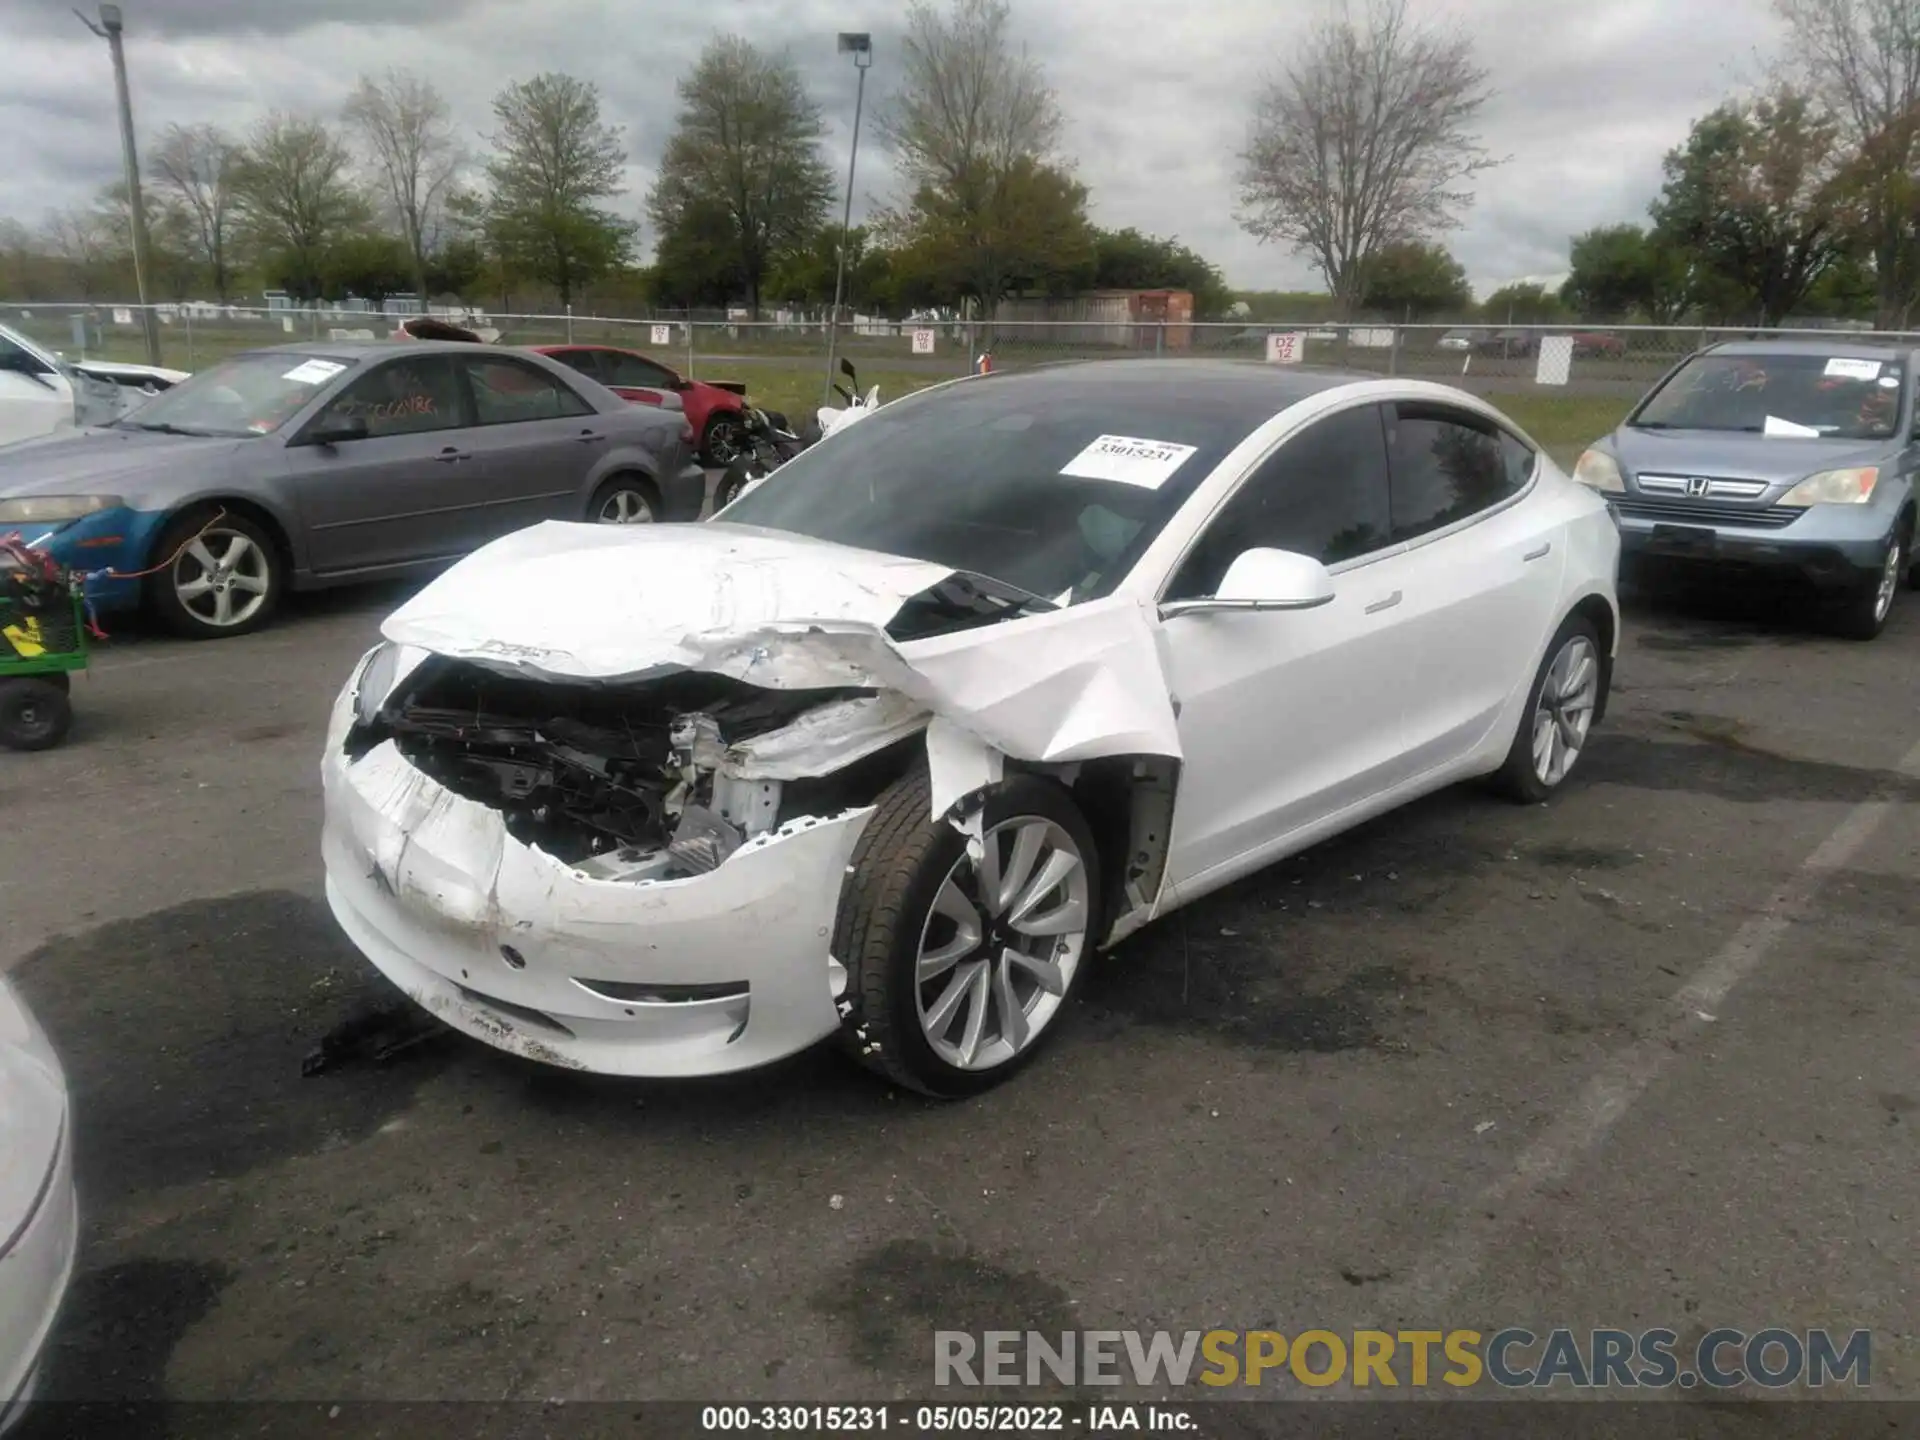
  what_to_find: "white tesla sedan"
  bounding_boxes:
[322,360,1619,1097]
[0,975,77,1428]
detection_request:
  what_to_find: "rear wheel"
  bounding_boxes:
[1491,615,1605,804]
[836,769,1100,1098]
[149,507,283,640]
[0,678,72,751]
[589,474,660,525]
[714,460,758,511]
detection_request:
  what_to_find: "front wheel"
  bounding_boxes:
[149,508,283,640]
[836,769,1101,1098]
[0,678,72,751]
[702,414,748,467]
[1832,525,1907,640]
[714,460,761,511]
[1491,614,1605,804]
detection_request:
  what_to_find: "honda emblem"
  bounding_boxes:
[1686,477,1712,498]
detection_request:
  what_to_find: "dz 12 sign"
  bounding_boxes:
[1266,332,1305,365]
[651,324,672,346]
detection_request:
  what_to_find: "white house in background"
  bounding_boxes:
[1478,272,1571,301]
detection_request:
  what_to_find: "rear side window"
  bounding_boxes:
[551,350,602,381]
[462,357,596,425]
[1385,404,1531,543]
[601,352,681,390]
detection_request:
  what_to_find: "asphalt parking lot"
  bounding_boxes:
[2,561,1917,1421]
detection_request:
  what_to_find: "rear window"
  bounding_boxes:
[1633,352,1905,440]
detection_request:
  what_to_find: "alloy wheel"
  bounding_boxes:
[1531,634,1599,788]
[705,418,746,466]
[596,489,654,524]
[172,527,272,630]
[1873,535,1904,622]
[914,816,1092,1072]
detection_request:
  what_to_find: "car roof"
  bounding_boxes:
[1706,338,1914,362]
[958,357,1361,415]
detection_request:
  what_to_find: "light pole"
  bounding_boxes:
[822,32,873,406]
[75,3,162,366]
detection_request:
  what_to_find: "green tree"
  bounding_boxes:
[1481,281,1566,323]
[323,232,413,302]
[483,73,637,306]
[649,196,743,308]
[1356,240,1471,318]
[764,224,893,310]
[1089,228,1232,316]
[1649,88,1855,325]
[231,113,370,301]
[647,37,835,319]
[876,0,1095,319]
[344,69,463,302]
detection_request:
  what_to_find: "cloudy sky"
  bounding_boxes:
[0,0,1784,295]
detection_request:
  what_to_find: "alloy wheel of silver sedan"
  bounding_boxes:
[1531,633,1599,788]
[914,816,1092,1072]
[173,527,273,630]
[596,488,655,524]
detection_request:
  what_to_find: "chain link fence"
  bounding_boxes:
[7,300,1913,416]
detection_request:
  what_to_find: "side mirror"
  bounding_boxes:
[306,415,369,447]
[1161,548,1336,617]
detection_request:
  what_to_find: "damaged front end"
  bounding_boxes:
[346,657,928,882]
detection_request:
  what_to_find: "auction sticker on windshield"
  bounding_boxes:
[1824,357,1881,380]
[1061,434,1199,489]
[283,359,348,385]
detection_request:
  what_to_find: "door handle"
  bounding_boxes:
[1523,542,1553,562]
[1364,590,1403,615]
[576,430,608,444]
[434,447,472,464]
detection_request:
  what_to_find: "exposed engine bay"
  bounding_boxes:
[348,659,904,879]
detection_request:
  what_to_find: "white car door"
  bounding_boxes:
[1378,402,1567,775]
[0,329,75,447]
[1155,402,1426,894]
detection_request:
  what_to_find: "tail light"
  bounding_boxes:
[680,422,695,447]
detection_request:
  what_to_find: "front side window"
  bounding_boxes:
[1632,352,1905,440]
[311,356,463,438]
[601,352,680,390]
[1165,404,1393,599]
[1385,405,1529,543]
[463,357,595,425]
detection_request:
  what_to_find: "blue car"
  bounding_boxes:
[1573,339,1918,639]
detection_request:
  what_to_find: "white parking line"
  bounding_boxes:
[1380,732,1920,1319]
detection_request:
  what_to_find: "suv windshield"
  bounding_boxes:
[1633,352,1906,440]
[118,352,354,437]
[719,372,1260,603]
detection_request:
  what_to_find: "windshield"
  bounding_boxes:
[719,372,1261,603]
[1632,352,1906,440]
[118,352,353,437]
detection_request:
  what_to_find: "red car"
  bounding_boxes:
[535,345,751,465]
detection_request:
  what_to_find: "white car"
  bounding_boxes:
[0,323,129,448]
[0,975,77,1429]
[322,360,1620,1098]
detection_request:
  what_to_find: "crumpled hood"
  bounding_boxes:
[0,427,243,497]
[0,977,66,1237]
[380,519,1182,772]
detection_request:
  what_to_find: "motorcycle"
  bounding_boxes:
[711,359,881,512]
[712,405,808,511]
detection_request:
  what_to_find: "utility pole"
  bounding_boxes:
[76,3,162,366]
[823,32,873,407]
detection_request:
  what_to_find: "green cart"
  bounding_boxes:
[0,576,86,751]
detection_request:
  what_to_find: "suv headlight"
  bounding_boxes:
[354,643,401,724]
[1779,467,1879,506]
[0,495,124,524]
[1572,449,1624,493]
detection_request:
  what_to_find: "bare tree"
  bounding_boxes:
[231,113,369,299]
[874,0,1093,317]
[648,37,836,318]
[40,207,115,298]
[344,69,463,302]
[149,123,241,303]
[1775,0,1920,326]
[1236,0,1499,316]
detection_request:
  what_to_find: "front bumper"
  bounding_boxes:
[320,687,875,1077]
[1612,501,1898,589]
[0,1126,78,1431]
[6,506,167,612]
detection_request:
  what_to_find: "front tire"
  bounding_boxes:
[714,460,755,512]
[1491,614,1605,804]
[702,413,748,467]
[836,768,1101,1098]
[1832,523,1907,639]
[0,678,72,751]
[148,507,283,640]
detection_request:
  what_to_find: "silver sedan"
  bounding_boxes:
[0,341,707,639]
